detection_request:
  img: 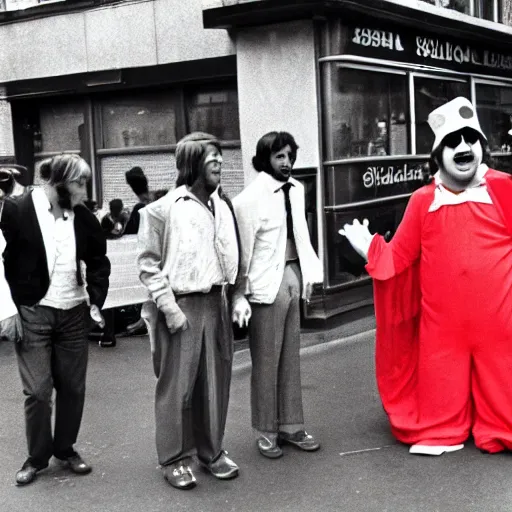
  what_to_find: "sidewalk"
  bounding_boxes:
[0,325,509,512]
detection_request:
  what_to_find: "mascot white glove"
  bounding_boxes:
[338,218,375,262]
[232,296,252,328]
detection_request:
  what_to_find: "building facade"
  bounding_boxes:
[1,0,512,320]
[0,0,243,209]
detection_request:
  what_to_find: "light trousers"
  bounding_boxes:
[249,262,304,433]
[152,287,234,466]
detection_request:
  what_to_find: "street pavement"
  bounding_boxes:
[1,327,512,512]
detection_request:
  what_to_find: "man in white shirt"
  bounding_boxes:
[232,131,323,459]
[137,133,240,490]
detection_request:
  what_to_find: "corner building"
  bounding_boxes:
[203,0,512,320]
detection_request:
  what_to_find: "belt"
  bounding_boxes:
[175,284,223,298]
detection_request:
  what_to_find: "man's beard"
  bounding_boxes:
[56,184,73,210]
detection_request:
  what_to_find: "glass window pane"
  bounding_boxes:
[326,200,408,286]
[421,0,470,14]
[325,66,409,160]
[476,0,495,20]
[501,0,510,23]
[39,101,84,153]
[99,93,177,149]
[414,77,469,154]
[475,84,512,152]
[186,87,240,141]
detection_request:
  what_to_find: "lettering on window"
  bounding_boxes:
[352,28,404,51]
[349,26,512,74]
[363,164,423,189]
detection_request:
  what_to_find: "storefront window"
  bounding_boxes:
[39,101,84,153]
[475,83,512,152]
[325,66,409,160]
[99,92,178,149]
[186,87,240,141]
[326,200,408,286]
[414,76,469,154]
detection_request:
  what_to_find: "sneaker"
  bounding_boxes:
[162,460,197,490]
[278,431,321,452]
[200,451,239,480]
[257,434,283,459]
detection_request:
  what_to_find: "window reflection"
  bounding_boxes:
[420,0,470,14]
[39,102,84,153]
[414,77,469,154]
[475,84,512,152]
[99,93,177,149]
[326,66,409,160]
[186,87,240,141]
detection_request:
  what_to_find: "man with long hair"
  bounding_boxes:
[232,131,323,459]
[341,97,512,456]
[137,132,240,490]
[0,153,110,485]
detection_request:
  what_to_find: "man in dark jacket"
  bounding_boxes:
[0,154,110,486]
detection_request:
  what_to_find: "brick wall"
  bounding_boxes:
[99,147,244,210]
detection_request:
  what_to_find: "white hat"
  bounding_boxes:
[427,97,486,151]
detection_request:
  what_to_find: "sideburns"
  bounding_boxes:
[56,184,72,210]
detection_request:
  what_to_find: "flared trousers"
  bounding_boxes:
[151,287,234,466]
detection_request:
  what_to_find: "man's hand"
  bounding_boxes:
[161,306,188,334]
[232,296,251,328]
[0,314,23,342]
[90,305,106,329]
[338,218,375,262]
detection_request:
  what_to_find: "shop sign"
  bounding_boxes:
[346,25,512,77]
[325,158,427,206]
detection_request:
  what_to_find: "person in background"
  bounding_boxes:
[101,198,130,239]
[232,131,323,459]
[0,153,110,486]
[124,166,152,235]
[0,164,26,198]
[137,132,240,490]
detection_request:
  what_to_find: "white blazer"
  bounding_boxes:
[233,172,323,304]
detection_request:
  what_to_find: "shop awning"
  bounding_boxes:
[202,0,512,51]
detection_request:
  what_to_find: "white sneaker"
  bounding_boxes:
[409,444,464,456]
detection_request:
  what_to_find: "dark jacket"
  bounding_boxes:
[0,189,111,309]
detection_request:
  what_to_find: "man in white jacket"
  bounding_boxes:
[137,132,240,490]
[232,131,323,459]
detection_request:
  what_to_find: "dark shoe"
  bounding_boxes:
[15,461,43,486]
[278,431,320,452]
[58,453,92,474]
[99,334,116,348]
[162,461,197,490]
[125,318,148,336]
[200,450,239,480]
[257,435,283,459]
